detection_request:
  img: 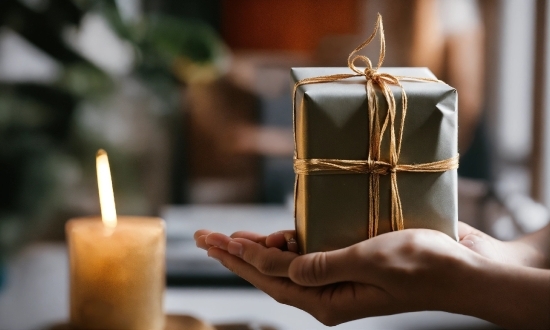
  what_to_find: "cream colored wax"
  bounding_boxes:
[66,216,165,330]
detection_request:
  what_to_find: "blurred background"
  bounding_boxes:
[2,0,550,328]
[0,0,549,288]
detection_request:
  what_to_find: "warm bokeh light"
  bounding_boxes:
[96,149,117,228]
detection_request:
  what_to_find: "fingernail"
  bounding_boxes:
[460,239,475,248]
[227,241,243,257]
[287,238,298,253]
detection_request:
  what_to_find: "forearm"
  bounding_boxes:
[453,257,550,329]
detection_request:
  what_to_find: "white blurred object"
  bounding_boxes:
[438,0,481,35]
[495,0,536,162]
[63,13,134,76]
[19,0,48,11]
[505,193,550,233]
[493,166,550,234]
[115,0,142,23]
[495,165,531,196]
[0,28,61,82]
[75,78,164,152]
[458,177,549,240]
[491,215,517,241]
[489,181,550,239]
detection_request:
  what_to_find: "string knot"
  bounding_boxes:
[366,160,393,175]
[364,68,377,81]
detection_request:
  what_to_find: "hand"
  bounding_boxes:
[197,222,545,275]
[195,224,550,329]
[195,227,479,326]
[458,221,549,268]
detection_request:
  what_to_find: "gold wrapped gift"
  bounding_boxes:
[292,15,459,254]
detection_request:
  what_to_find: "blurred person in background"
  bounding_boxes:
[370,0,487,180]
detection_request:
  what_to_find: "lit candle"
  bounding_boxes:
[66,149,166,330]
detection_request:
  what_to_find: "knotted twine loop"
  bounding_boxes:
[292,13,459,238]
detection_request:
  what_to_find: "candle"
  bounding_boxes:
[66,150,166,330]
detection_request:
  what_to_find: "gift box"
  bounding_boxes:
[292,65,458,254]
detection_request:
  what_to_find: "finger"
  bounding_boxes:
[195,235,210,250]
[194,229,213,240]
[265,232,286,248]
[459,233,503,262]
[205,232,232,250]
[207,247,318,312]
[457,221,481,240]
[208,247,398,324]
[266,230,298,252]
[230,231,267,246]
[289,246,358,286]
[228,238,298,277]
[284,231,299,253]
[457,223,499,255]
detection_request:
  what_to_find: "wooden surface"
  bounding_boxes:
[47,314,215,330]
[46,314,278,330]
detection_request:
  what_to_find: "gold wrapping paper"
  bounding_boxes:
[292,67,458,254]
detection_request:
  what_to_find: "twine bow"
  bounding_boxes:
[293,13,459,238]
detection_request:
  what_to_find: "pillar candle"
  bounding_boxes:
[66,216,165,330]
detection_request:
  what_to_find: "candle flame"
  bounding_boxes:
[96,149,117,228]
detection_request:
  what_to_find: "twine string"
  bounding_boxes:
[292,13,458,238]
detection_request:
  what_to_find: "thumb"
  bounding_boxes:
[288,247,356,286]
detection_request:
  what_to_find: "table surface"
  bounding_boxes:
[0,205,499,330]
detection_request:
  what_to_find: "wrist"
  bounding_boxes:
[433,248,483,313]
[452,255,550,329]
